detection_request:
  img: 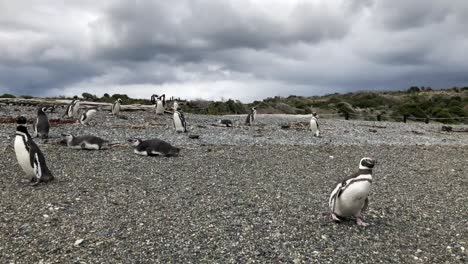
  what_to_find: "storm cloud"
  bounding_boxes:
[1,0,467,102]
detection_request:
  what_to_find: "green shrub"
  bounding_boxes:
[0,93,15,98]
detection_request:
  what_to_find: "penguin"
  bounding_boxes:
[46,105,56,113]
[245,107,257,125]
[218,119,233,127]
[310,112,320,137]
[173,108,187,133]
[61,133,108,150]
[63,98,80,118]
[128,138,180,157]
[329,158,376,227]
[172,100,179,111]
[155,94,166,115]
[150,94,158,105]
[34,107,50,139]
[14,116,54,185]
[79,109,97,126]
[112,98,122,115]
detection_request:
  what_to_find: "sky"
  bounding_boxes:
[1,0,467,102]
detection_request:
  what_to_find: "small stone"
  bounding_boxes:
[74,239,84,246]
[43,214,49,218]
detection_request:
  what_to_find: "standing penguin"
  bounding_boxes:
[155,94,166,115]
[63,98,80,118]
[173,108,187,133]
[172,100,179,111]
[14,116,54,185]
[79,109,97,126]
[128,138,180,157]
[329,158,376,227]
[310,112,320,137]
[245,107,257,125]
[112,98,122,115]
[34,107,50,139]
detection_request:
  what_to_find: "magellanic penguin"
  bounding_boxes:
[172,100,179,111]
[218,119,233,127]
[112,98,122,115]
[155,94,166,115]
[61,133,108,150]
[245,107,257,125]
[310,112,320,137]
[63,98,80,118]
[128,138,180,157]
[14,116,54,186]
[329,158,376,227]
[34,107,50,139]
[150,94,158,104]
[173,108,187,133]
[79,109,97,126]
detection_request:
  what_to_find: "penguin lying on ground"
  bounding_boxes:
[61,133,108,150]
[218,119,233,127]
[128,138,180,157]
[14,116,54,186]
[329,157,376,227]
[34,107,50,139]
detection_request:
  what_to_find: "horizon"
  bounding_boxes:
[1,1,468,102]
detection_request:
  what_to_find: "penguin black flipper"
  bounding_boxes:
[28,143,54,184]
[179,111,187,132]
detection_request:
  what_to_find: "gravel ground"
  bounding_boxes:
[0,105,467,263]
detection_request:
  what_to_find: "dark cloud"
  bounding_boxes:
[0,0,467,101]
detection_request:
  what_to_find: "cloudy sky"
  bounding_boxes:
[1,0,467,102]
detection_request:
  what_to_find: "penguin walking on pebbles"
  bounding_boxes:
[34,107,50,139]
[310,112,320,137]
[329,158,376,227]
[128,138,180,157]
[245,107,257,125]
[155,94,166,115]
[61,133,108,150]
[14,116,54,186]
[173,108,187,133]
[112,98,122,115]
[79,109,97,126]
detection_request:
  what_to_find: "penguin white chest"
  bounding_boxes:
[14,136,34,176]
[173,114,184,132]
[335,181,371,217]
[113,104,120,114]
[156,101,164,114]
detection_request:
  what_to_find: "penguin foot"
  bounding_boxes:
[356,217,369,227]
[29,178,40,186]
[331,213,343,223]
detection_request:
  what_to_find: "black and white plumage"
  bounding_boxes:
[63,99,80,118]
[310,112,320,137]
[172,100,179,111]
[128,138,180,157]
[34,107,50,139]
[329,158,376,226]
[112,98,122,115]
[219,119,233,127]
[14,116,54,185]
[79,109,97,126]
[245,107,257,125]
[173,109,187,133]
[61,133,108,150]
[155,94,166,115]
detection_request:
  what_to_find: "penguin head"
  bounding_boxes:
[117,98,122,103]
[61,133,74,141]
[39,107,47,114]
[359,158,375,169]
[312,112,317,117]
[127,138,142,146]
[16,116,28,125]
[73,95,78,99]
